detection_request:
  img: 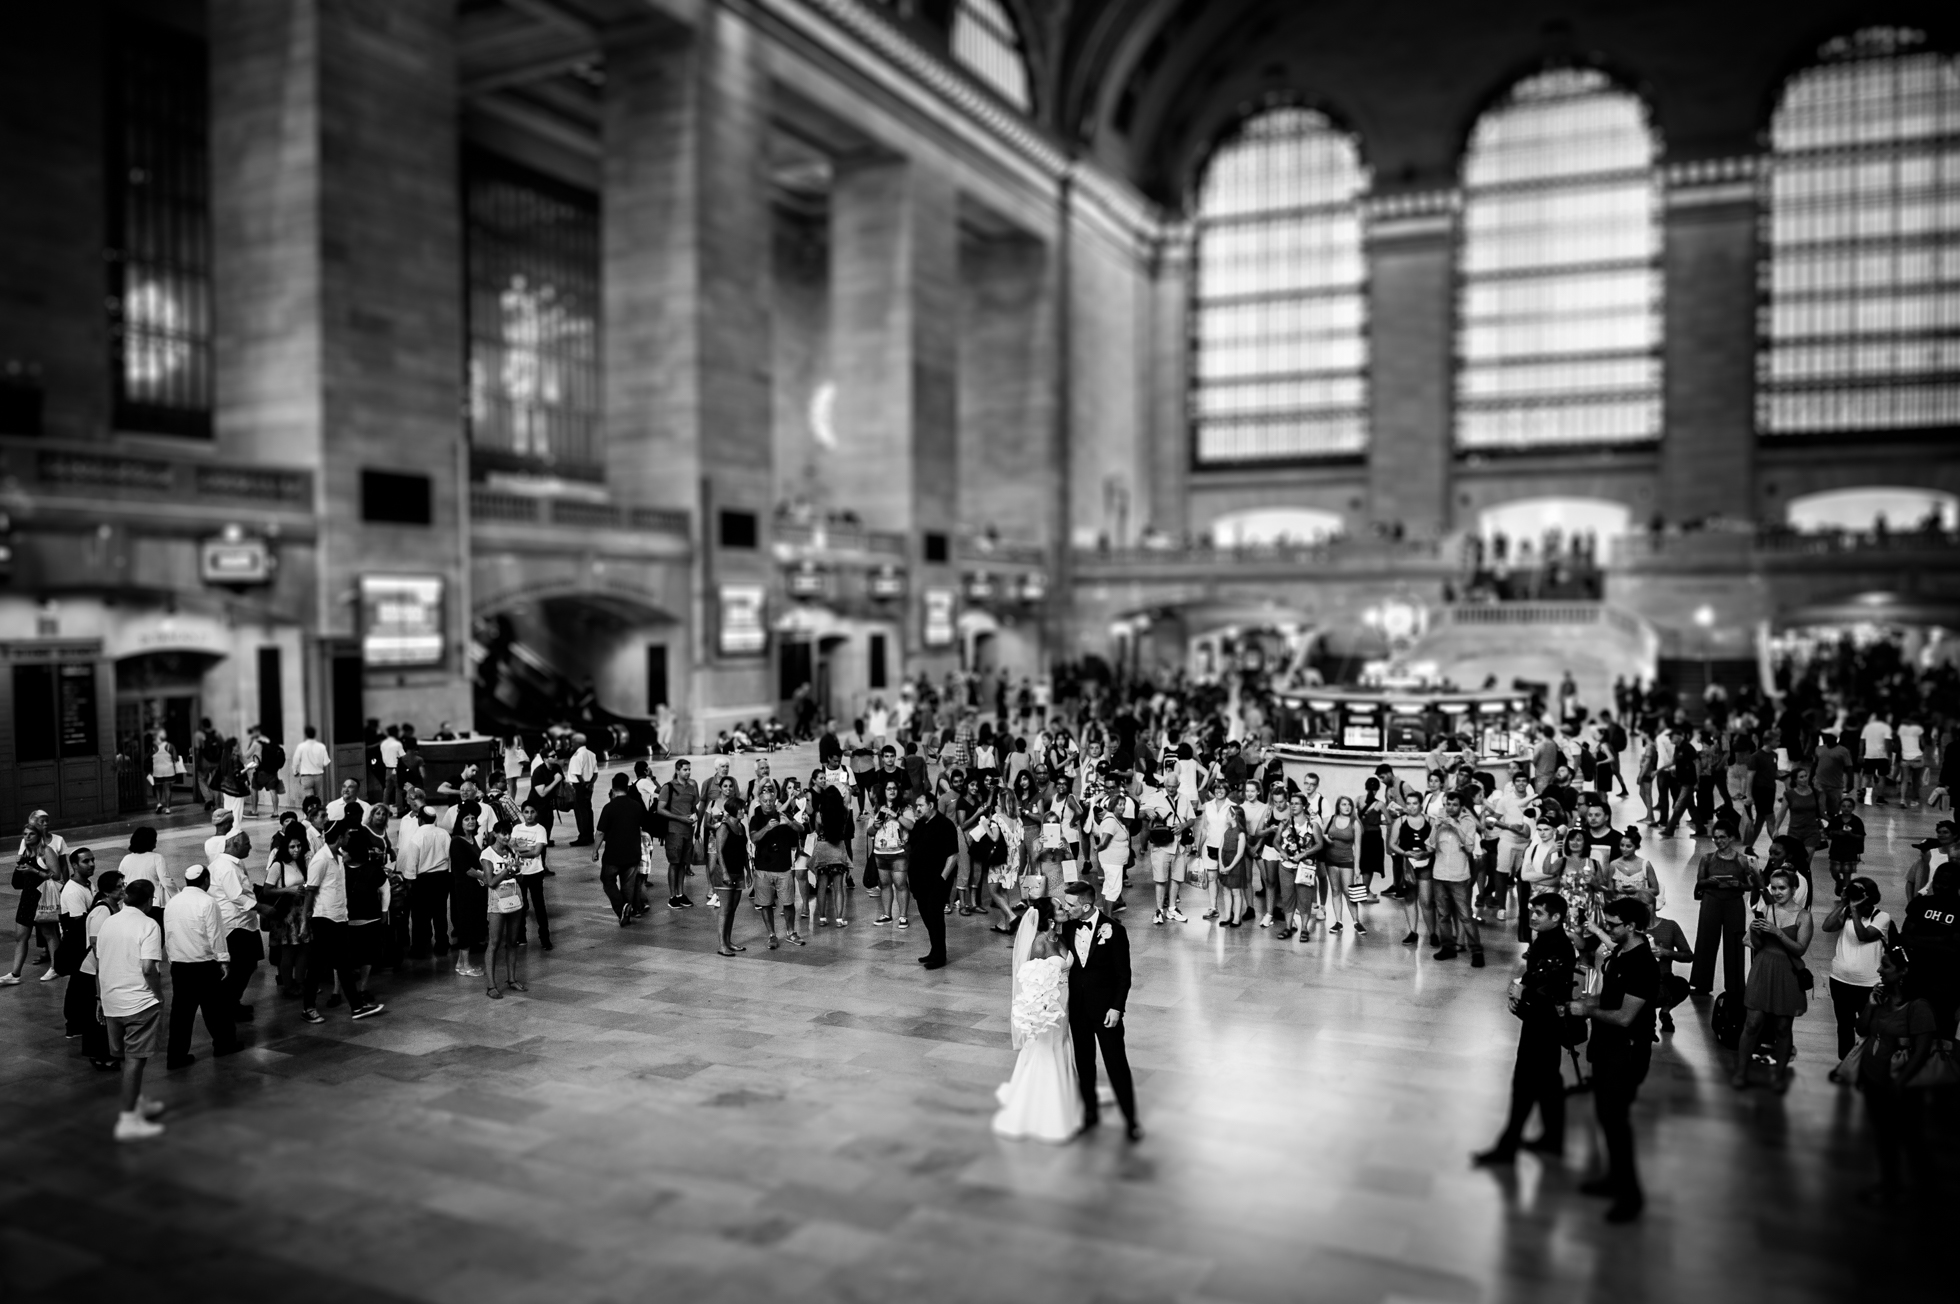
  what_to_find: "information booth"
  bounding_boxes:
[1270,688,1533,804]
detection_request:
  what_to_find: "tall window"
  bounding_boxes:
[465,155,601,480]
[1455,69,1662,451]
[951,0,1031,112]
[109,25,212,436]
[1760,29,1960,435]
[1190,108,1369,464]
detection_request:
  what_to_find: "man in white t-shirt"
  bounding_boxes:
[379,726,406,813]
[202,809,235,869]
[1483,771,1535,923]
[1090,774,1136,907]
[510,802,553,950]
[566,733,599,846]
[96,879,169,1141]
[1896,714,1927,807]
[292,725,332,806]
[1858,713,1894,805]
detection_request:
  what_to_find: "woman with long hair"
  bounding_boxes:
[1634,728,1657,825]
[1554,826,1601,953]
[780,775,813,942]
[150,731,180,815]
[1732,866,1813,1092]
[714,776,751,956]
[5,826,62,985]
[482,822,528,997]
[262,829,313,996]
[810,774,856,928]
[1358,776,1388,901]
[868,777,913,928]
[215,737,250,827]
[1322,796,1365,936]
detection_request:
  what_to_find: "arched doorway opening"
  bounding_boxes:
[1207,508,1345,548]
[473,590,678,754]
[1785,487,1958,534]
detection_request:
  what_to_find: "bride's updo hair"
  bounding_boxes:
[1025,896,1057,932]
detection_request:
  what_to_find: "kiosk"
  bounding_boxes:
[1268,687,1535,804]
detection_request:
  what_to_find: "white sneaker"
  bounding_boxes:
[707,894,722,909]
[1167,907,1188,922]
[39,968,58,982]
[1258,914,1273,928]
[1152,909,1165,926]
[0,973,21,986]
[114,1113,165,1142]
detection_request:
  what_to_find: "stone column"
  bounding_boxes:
[1364,200,1456,537]
[1144,237,1191,540]
[829,155,960,661]
[211,0,470,728]
[604,12,774,734]
[958,228,1057,549]
[1659,164,1759,524]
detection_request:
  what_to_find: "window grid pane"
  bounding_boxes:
[1454,69,1662,451]
[1759,28,1960,435]
[465,156,603,480]
[951,0,1031,113]
[110,26,212,436]
[1192,108,1370,463]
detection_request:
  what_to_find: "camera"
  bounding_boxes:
[1914,838,1944,852]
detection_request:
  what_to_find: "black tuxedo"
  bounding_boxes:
[1063,910,1137,1126]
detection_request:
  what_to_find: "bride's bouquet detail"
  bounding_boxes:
[1010,959,1067,1044]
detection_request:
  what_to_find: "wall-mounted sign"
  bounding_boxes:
[718,583,766,656]
[201,536,273,585]
[964,571,996,602]
[786,561,828,599]
[1018,571,1049,603]
[868,564,906,599]
[361,575,445,667]
[923,588,956,648]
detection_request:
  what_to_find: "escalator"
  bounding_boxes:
[471,613,662,756]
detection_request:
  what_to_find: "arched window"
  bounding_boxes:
[951,0,1031,113]
[1759,28,1960,435]
[1190,108,1369,464]
[1455,69,1662,450]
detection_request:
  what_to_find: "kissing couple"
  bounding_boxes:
[991,881,1141,1144]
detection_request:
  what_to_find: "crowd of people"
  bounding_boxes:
[10,659,1957,1216]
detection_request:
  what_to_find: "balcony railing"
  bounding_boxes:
[469,486,689,538]
[1075,535,1445,569]
[1611,526,1960,566]
[1,440,313,507]
[773,520,908,556]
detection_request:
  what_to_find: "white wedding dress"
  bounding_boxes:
[991,916,1084,1143]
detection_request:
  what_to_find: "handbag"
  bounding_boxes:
[1900,1040,1960,1089]
[1344,879,1370,904]
[34,879,61,925]
[863,859,880,889]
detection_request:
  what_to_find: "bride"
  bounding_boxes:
[992,897,1084,1142]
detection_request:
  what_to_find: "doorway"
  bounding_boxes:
[115,650,218,810]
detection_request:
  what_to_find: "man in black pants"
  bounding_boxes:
[1060,881,1141,1141]
[1572,897,1659,1223]
[593,773,645,926]
[1475,892,1577,1165]
[160,866,239,1068]
[906,790,961,969]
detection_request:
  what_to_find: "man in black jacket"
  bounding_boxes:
[907,791,961,969]
[1474,892,1578,1165]
[1060,881,1141,1141]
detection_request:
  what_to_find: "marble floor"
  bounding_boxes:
[1,761,1952,1304]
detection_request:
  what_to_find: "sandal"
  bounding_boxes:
[508,981,529,993]
[487,986,503,1000]
[717,947,741,957]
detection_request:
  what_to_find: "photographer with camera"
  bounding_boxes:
[1822,876,1890,1067]
[1905,820,1956,898]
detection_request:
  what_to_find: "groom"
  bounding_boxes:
[1060,882,1141,1141]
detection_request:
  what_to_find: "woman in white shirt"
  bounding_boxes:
[115,825,174,907]
[509,802,552,951]
[1821,876,1890,1068]
[503,735,530,800]
[482,823,528,999]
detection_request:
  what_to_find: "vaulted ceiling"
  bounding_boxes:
[1014,0,1959,210]
[452,1,1959,211]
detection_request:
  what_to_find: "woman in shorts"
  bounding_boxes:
[810,776,855,927]
[482,822,527,998]
[868,779,912,927]
[1277,790,1323,941]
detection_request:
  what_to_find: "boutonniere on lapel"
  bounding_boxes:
[1097,924,1113,945]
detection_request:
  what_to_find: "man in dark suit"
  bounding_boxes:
[1060,881,1141,1141]
[907,790,961,970]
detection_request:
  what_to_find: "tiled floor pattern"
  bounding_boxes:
[1,760,1951,1303]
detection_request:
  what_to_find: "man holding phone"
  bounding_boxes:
[1688,818,1761,997]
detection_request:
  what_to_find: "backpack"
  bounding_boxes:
[1712,990,1745,1049]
